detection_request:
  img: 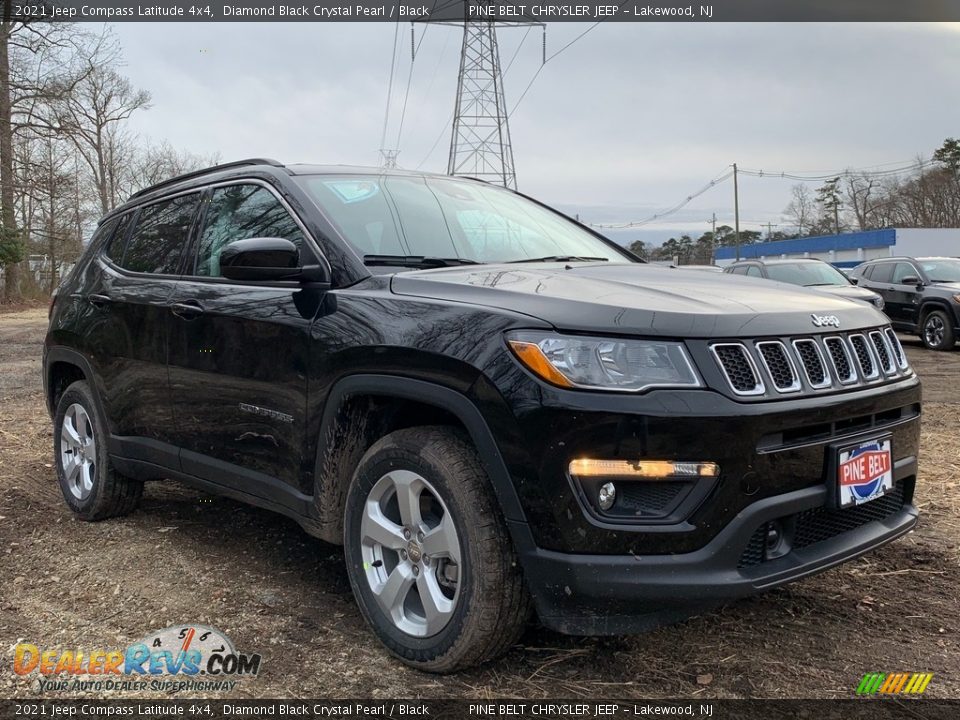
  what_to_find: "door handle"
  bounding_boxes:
[170,301,205,320]
[87,293,113,307]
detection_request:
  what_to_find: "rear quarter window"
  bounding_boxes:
[101,213,133,263]
[119,194,201,274]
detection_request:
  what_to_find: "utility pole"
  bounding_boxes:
[733,163,741,261]
[763,222,778,240]
[710,212,717,263]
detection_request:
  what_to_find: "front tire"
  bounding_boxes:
[54,380,143,520]
[920,309,956,351]
[343,426,531,672]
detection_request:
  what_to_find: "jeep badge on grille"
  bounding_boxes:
[811,314,841,328]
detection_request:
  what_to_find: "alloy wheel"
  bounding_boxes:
[359,470,461,637]
[924,314,945,347]
[60,403,97,501]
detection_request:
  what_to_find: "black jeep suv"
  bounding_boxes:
[44,160,921,671]
[850,256,960,350]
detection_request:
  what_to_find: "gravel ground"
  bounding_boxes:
[1,306,957,699]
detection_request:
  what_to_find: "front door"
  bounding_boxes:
[165,182,323,504]
[888,261,923,329]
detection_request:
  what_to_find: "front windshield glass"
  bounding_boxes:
[764,262,849,287]
[295,174,630,264]
[919,259,960,282]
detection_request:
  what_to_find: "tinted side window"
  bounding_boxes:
[870,263,894,283]
[729,266,747,275]
[120,194,200,274]
[892,263,918,284]
[102,213,133,263]
[746,265,763,277]
[195,185,305,277]
[90,216,120,254]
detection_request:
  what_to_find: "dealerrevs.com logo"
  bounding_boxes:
[13,624,261,693]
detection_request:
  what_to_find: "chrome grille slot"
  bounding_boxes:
[824,336,856,384]
[885,328,908,369]
[869,331,895,375]
[710,343,764,395]
[849,334,878,379]
[792,339,831,388]
[755,341,800,392]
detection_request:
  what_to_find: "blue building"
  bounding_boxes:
[714,228,959,268]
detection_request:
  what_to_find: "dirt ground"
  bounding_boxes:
[1,306,957,699]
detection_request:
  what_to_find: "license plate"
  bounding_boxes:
[837,438,894,508]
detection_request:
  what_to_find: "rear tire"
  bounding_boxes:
[54,380,143,520]
[920,309,955,351]
[343,426,531,672]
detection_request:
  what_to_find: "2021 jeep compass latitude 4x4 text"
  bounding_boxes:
[44,159,921,671]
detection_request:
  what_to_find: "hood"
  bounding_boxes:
[390,263,888,337]
[811,284,881,303]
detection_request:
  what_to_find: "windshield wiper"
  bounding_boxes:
[506,255,609,264]
[363,254,481,269]
[804,282,837,287]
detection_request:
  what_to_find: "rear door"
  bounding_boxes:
[861,262,899,321]
[165,181,323,504]
[90,194,201,466]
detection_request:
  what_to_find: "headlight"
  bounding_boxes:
[873,295,885,310]
[952,294,960,304]
[506,331,702,392]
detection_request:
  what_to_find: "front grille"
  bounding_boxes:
[793,339,830,388]
[738,483,907,568]
[756,341,800,392]
[709,327,910,398]
[885,329,907,369]
[711,344,763,395]
[869,331,895,375]
[824,336,856,383]
[849,334,877,379]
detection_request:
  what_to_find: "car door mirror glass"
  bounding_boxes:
[900,275,921,286]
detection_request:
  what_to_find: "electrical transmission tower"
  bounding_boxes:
[444,8,541,189]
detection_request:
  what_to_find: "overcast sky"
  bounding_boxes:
[111,21,960,245]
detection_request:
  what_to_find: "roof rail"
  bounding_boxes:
[128,158,285,200]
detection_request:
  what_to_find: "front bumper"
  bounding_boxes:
[515,456,917,635]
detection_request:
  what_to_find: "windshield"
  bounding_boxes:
[295,174,630,264]
[764,262,849,287]
[919,259,960,282]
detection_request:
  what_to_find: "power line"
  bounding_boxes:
[378,22,402,167]
[738,159,935,182]
[586,168,734,229]
[507,3,628,119]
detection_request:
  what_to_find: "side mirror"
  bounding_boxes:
[220,238,328,284]
[850,277,859,285]
[900,275,922,287]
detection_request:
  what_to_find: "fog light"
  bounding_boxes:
[598,482,617,511]
[766,522,782,551]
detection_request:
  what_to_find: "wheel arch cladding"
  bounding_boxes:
[311,374,530,545]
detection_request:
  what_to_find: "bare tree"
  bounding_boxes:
[843,172,881,230]
[122,140,219,196]
[57,64,150,214]
[783,184,814,236]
